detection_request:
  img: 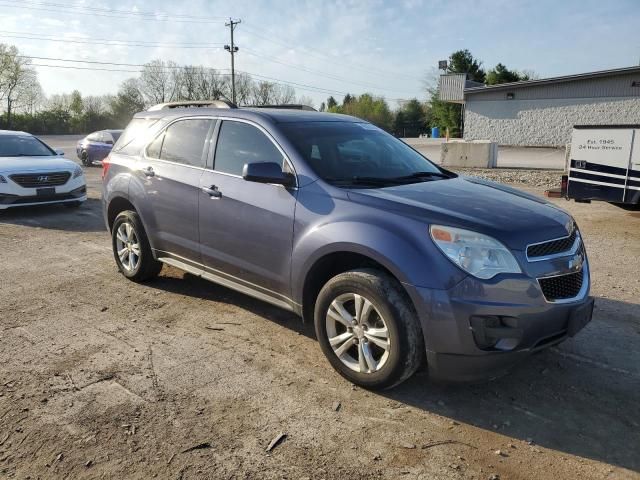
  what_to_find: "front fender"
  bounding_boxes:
[290,216,466,305]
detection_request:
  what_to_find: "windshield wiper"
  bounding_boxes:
[391,171,451,181]
[327,176,404,187]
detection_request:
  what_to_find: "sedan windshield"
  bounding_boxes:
[280,121,451,187]
[0,135,56,157]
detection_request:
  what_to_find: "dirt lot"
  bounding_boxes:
[1,157,639,479]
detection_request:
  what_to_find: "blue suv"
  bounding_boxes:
[102,101,593,389]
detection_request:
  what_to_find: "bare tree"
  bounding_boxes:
[83,95,106,116]
[47,93,73,113]
[180,65,199,100]
[138,60,181,106]
[232,73,254,106]
[297,95,314,109]
[195,67,229,101]
[16,74,43,115]
[251,81,275,105]
[273,84,296,104]
[0,44,37,126]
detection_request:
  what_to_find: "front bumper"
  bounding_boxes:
[0,185,87,209]
[405,261,593,382]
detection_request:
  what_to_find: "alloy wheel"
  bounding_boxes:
[115,222,141,272]
[325,292,390,373]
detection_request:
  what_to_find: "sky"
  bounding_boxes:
[0,0,639,108]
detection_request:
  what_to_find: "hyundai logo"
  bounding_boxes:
[37,175,49,182]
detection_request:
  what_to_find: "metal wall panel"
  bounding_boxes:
[466,72,640,101]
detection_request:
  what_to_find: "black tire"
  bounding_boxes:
[80,151,90,166]
[111,210,162,282]
[314,268,424,390]
[63,201,83,208]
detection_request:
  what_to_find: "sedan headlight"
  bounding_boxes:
[429,225,521,279]
[73,165,83,178]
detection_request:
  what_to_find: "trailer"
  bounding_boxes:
[563,125,640,209]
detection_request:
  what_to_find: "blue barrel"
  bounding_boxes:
[431,127,440,138]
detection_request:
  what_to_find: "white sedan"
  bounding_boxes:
[0,130,87,210]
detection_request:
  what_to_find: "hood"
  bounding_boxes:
[346,176,573,250]
[0,156,79,174]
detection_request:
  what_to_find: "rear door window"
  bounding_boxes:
[214,120,284,176]
[158,118,214,168]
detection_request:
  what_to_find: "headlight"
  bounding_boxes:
[429,225,521,279]
[73,165,83,178]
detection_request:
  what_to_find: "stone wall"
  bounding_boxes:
[464,96,640,146]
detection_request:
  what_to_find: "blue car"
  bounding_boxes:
[76,129,123,166]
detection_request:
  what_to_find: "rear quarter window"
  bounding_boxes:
[113,118,163,156]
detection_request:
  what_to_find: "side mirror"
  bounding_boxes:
[55,149,64,156]
[242,162,295,187]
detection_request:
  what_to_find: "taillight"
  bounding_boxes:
[102,155,111,180]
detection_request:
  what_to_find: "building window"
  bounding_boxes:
[506,92,515,99]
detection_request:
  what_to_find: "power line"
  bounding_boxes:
[7,0,227,21]
[6,30,413,96]
[0,0,227,23]
[0,31,224,49]
[25,60,356,98]
[3,1,422,86]
[241,23,423,83]
[242,47,415,94]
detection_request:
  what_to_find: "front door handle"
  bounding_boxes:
[142,166,155,177]
[202,185,222,198]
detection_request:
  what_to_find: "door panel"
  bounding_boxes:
[138,118,214,261]
[138,160,203,259]
[199,171,297,296]
[198,119,297,297]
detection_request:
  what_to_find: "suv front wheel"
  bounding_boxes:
[314,268,424,390]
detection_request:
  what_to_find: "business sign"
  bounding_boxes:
[571,128,633,169]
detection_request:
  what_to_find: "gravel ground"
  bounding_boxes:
[454,169,562,190]
[1,160,639,480]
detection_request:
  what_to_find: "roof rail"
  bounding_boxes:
[147,100,237,111]
[249,104,317,112]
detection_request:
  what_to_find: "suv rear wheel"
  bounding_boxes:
[112,210,162,282]
[314,268,424,389]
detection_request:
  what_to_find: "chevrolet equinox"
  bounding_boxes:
[102,101,593,389]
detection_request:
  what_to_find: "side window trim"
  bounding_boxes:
[142,116,216,170]
[210,118,298,185]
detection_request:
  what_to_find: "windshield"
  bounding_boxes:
[0,135,56,157]
[280,121,450,187]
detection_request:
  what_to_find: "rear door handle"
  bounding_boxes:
[202,185,222,198]
[142,166,155,177]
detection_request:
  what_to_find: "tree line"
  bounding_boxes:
[1,42,531,138]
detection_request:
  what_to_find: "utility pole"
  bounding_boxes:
[224,18,241,104]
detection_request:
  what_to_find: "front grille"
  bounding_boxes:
[538,271,584,301]
[9,171,71,188]
[527,228,577,259]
